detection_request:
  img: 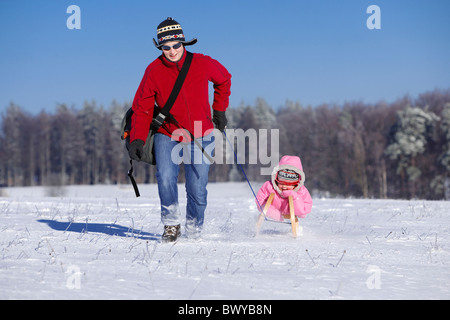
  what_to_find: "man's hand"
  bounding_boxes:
[128,139,144,161]
[212,110,227,132]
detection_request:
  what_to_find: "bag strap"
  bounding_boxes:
[128,52,193,198]
[127,160,140,197]
[150,51,193,133]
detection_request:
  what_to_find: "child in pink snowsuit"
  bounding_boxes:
[256,155,312,221]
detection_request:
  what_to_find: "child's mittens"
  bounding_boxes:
[281,190,298,199]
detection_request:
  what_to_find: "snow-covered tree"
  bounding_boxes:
[385,106,440,197]
[437,103,450,199]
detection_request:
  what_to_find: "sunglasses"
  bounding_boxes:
[161,42,183,51]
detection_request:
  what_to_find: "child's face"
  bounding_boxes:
[278,183,295,191]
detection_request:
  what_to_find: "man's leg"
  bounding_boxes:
[183,133,215,237]
[154,133,181,227]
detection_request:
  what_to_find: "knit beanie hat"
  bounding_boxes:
[152,17,198,50]
[276,169,300,185]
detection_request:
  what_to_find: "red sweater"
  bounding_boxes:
[131,49,231,142]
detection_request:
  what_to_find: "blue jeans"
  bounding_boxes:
[154,132,215,236]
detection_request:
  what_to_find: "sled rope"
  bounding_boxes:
[223,131,267,220]
[223,130,293,225]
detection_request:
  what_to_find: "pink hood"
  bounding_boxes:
[271,155,306,194]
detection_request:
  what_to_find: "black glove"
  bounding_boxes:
[128,139,144,161]
[212,110,227,132]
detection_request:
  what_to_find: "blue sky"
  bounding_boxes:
[1,0,449,114]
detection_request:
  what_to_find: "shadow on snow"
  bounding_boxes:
[37,219,159,241]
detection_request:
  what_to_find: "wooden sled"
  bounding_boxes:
[255,192,299,238]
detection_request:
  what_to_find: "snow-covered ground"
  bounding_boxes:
[1,182,449,300]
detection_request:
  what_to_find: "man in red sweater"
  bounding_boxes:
[128,17,231,242]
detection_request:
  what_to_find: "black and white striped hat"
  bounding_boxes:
[152,17,197,50]
[276,169,300,185]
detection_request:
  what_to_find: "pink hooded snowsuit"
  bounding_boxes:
[256,155,312,221]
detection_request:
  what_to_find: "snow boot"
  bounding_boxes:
[162,224,181,242]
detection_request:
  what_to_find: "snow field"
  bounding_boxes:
[1,183,449,299]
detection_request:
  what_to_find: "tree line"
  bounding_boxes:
[1,89,450,200]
